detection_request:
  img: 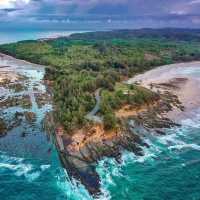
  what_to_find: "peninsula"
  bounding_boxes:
[1,28,200,195]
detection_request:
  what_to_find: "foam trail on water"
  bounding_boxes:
[169,143,200,151]
[0,152,51,182]
[55,170,93,200]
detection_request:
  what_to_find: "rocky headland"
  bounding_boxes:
[43,73,186,195]
[1,52,199,196]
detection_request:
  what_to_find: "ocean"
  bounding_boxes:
[0,30,87,44]
[0,31,200,200]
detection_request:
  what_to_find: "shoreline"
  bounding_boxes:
[45,64,198,195]
[1,53,200,196]
[128,61,200,83]
[128,61,200,123]
[0,53,53,157]
[54,60,200,195]
[0,53,45,69]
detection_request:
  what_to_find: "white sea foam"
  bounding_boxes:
[40,164,50,171]
[181,118,200,129]
[97,158,120,188]
[120,151,135,165]
[157,133,181,145]
[0,153,24,163]
[157,131,198,151]
[96,189,111,200]
[26,171,41,182]
[169,143,200,151]
[0,153,46,182]
[98,158,121,175]
[55,169,93,200]
[0,163,17,170]
[14,163,33,177]
[135,147,157,163]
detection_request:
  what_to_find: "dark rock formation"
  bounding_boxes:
[43,112,148,196]
[24,112,36,124]
[0,95,32,109]
[0,118,7,136]
[35,93,52,108]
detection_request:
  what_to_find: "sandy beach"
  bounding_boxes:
[128,62,200,122]
[0,53,45,70]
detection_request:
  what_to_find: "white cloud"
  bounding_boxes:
[0,0,15,9]
[189,0,200,4]
[0,0,31,9]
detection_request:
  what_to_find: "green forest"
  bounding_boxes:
[1,29,200,132]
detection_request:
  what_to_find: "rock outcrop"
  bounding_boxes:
[43,89,182,196]
[0,118,7,136]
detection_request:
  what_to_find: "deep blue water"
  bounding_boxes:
[0,30,86,44]
[0,32,200,200]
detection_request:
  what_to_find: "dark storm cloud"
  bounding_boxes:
[0,0,200,28]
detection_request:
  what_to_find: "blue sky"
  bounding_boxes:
[0,0,200,30]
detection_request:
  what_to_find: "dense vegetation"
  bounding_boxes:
[100,83,158,129]
[1,29,200,132]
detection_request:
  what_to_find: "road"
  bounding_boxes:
[85,88,102,123]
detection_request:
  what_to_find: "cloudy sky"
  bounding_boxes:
[0,0,200,30]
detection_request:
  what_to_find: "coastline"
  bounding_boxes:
[0,52,72,200]
[43,60,200,195]
[1,52,200,197]
[52,60,200,195]
[128,61,200,122]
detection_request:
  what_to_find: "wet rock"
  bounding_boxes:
[155,129,166,135]
[15,111,24,119]
[21,132,27,137]
[20,95,32,109]
[7,112,24,131]
[59,152,101,196]
[0,95,32,109]
[35,93,52,108]
[0,118,7,136]
[8,83,27,93]
[43,112,55,135]
[24,112,36,124]
[0,78,11,87]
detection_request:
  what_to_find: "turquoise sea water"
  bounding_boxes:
[1,112,200,200]
[97,118,200,200]
[0,33,200,200]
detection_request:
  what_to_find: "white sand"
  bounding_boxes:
[128,62,200,122]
